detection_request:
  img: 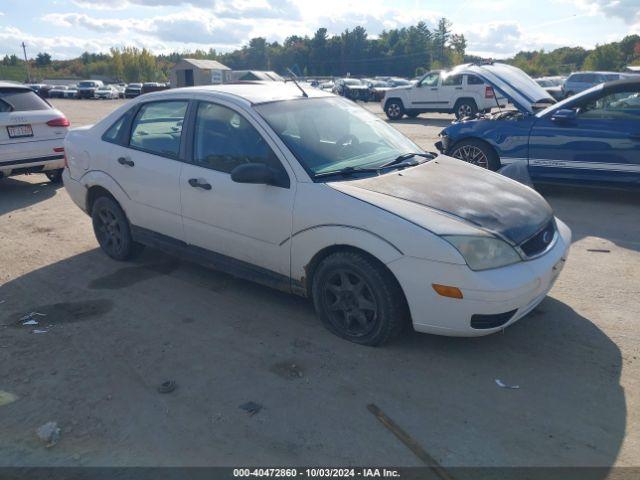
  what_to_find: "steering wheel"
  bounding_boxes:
[335,134,360,159]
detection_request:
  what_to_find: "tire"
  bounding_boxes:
[385,100,405,120]
[449,138,500,171]
[406,111,420,118]
[45,169,63,184]
[91,196,143,261]
[454,99,478,119]
[311,251,407,346]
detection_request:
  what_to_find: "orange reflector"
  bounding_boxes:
[432,284,463,299]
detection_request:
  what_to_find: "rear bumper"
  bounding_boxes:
[62,169,88,213]
[0,138,65,176]
[388,218,572,337]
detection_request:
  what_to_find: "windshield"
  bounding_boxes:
[255,97,424,178]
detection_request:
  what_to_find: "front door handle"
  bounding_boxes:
[188,178,212,190]
[117,157,134,167]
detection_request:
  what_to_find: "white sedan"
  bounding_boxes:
[1,82,69,183]
[63,83,571,345]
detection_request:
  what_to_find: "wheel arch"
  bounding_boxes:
[304,244,409,313]
[453,97,479,111]
[383,96,404,110]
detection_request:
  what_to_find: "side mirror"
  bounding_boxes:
[551,108,578,122]
[231,163,289,188]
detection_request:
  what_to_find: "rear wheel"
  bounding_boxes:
[91,196,143,261]
[454,99,478,119]
[450,139,500,171]
[311,251,406,346]
[385,100,405,120]
[45,169,63,184]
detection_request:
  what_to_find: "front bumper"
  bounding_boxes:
[387,218,572,336]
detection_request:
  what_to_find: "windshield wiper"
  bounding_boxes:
[313,166,381,179]
[378,152,434,169]
[314,152,435,180]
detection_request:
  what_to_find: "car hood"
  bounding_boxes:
[450,63,556,114]
[328,155,553,245]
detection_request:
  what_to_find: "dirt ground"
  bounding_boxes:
[0,97,638,469]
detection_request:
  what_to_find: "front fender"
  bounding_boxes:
[290,225,404,287]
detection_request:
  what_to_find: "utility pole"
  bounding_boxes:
[21,42,31,83]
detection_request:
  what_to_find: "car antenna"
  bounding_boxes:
[285,68,308,98]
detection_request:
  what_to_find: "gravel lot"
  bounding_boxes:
[0,97,638,470]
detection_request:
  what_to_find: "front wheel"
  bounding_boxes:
[450,139,500,171]
[385,100,405,120]
[91,196,143,261]
[45,169,63,184]
[311,251,407,346]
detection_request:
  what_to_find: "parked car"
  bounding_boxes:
[0,82,69,183]
[77,80,104,99]
[48,85,70,99]
[437,71,640,188]
[318,81,334,91]
[387,78,411,88]
[367,80,391,102]
[114,84,126,98]
[125,83,143,98]
[383,65,510,120]
[562,71,629,98]
[27,84,54,98]
[333,78,370,101]
[63,83,571,345]
[535,76,565,100]
[94,85,120,99]
[63,85,79,99]
[141,82,170,94]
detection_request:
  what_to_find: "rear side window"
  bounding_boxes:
[129,101,188,159]
[466,75,484,85]
[103,109,134,144]
[442,74,463,86]
[0,88,51,112]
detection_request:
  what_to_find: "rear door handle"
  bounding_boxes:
[117,157,134,167]
[188,178,212,190]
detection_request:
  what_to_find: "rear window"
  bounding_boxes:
[0,88,51,112]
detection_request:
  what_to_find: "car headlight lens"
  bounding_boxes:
[443,235,521,271]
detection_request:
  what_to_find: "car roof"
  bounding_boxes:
[0,81,32,90]
[154,82,334,104]
[600,77,640,91]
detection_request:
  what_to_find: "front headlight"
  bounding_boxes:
[443,235,521,271]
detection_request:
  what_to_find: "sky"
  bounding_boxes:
[0,0,638,60]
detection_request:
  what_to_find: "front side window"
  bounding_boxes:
[578,89,640,120]
[420,72,440,87]
[193,102,284,175]
[255,97,423,178]
[129,101,188,158]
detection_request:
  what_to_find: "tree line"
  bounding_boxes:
[1,19,639,83]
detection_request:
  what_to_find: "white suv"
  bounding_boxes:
[0,82,69,183]
[383,69,507,120]
[63,83,570,346]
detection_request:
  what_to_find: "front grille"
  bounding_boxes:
[520,220,556,258]
[471,310,518,329]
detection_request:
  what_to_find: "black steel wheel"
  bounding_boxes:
[312,251,407,346]
[91,196,142,261]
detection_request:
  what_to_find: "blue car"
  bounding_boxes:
[436,63,640,188]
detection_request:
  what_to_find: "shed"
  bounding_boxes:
[170,58,231,87]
